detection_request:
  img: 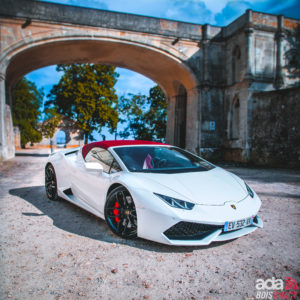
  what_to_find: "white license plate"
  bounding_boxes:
[224,217,253,232]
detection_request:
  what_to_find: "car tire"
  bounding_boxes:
[45,164,59,201]
[105,186,137,239]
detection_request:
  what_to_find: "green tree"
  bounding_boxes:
[145,85,167,140]
[119,93,150,140]
[12,78,43,148]
[46,64,119,144]
[119,85,167,141]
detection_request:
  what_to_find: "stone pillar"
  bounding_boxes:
[6,104,15,157]
[0,65,15,161]
[245,27,254,79]
[275,15,285,89]
[185,86,201,154]
[244,10,254,80]
[0,72,7,160]
[165,95,176,145]
[201,25,210,84]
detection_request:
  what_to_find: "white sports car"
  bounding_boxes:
[45,140,263,246]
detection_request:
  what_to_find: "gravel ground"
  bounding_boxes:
[0,149,299,300]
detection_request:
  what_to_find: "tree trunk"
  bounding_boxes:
[84,132,88,145]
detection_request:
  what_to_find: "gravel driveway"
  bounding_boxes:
[0,149,299,300]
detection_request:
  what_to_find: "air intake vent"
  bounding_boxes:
[164,222,222,240]
[63,188,73,196]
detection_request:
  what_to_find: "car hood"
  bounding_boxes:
[136,167,248,206]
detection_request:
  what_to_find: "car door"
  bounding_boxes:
[72,147,121,214]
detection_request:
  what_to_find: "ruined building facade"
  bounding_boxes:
[190,11,300,166]
[191,11,300,166]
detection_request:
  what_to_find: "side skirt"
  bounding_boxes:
[58,187,105,220]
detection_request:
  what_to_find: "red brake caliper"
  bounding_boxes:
[113,202,120,223]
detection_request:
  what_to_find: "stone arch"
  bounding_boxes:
[0,34,200,159]
[4,37,198,100]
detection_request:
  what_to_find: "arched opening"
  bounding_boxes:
[230,96,240,140]
[1,37,199,159]
[5,39,197,101]
[232,45,241,83]
[55,130,66,147]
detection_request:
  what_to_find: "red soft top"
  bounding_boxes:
[82,140,167,159]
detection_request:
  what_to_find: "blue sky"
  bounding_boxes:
[26,0,300,140]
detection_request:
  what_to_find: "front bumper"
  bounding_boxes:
[133,188,263,246]
[161,216,263,246]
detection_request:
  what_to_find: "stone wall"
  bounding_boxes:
[251,87,300,168]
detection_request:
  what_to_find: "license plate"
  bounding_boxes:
[224,217,253,232]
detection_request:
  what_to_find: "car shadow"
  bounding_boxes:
[9,185,232,253]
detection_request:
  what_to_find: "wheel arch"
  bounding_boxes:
[104,183,138,239]
[45,162,54,169]
[106,183,124,200]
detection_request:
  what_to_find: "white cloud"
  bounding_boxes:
[202,0,229,14]
[165,1,215,24]
[115,68,155,97]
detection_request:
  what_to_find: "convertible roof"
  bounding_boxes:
[82,140,167,159]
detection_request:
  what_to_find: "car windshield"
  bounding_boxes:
[113,146,214,173]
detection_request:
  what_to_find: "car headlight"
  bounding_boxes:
[154,193,195,210]
[245,182,254,198]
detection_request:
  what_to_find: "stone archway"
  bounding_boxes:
[0,26,200,160]
[55,130,66,147]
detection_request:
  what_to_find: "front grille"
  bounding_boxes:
[164,221,223,240]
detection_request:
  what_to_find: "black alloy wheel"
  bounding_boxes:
[45,164,59,201]
[105,186,137,239]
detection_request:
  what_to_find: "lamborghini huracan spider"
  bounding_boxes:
[45,140,263,246]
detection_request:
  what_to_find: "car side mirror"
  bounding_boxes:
[85,162,103,173]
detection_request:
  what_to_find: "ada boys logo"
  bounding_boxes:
[256,277,284,290]
[256,277,298,299]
